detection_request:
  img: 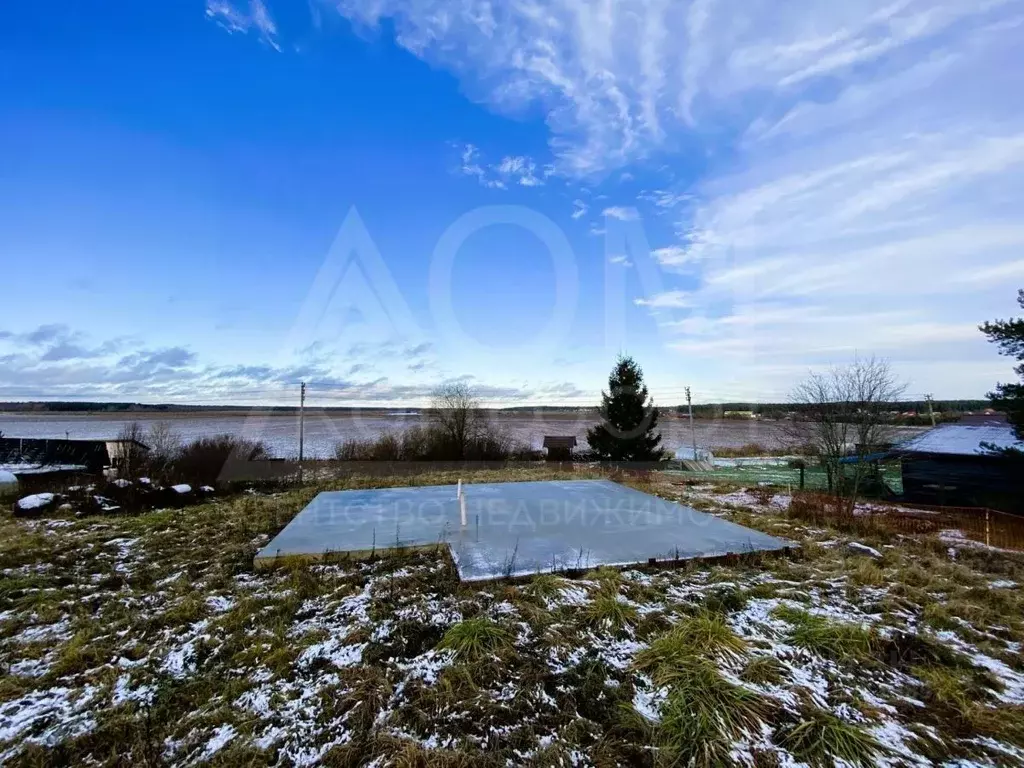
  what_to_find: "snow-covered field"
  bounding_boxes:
[2,470,1024,766]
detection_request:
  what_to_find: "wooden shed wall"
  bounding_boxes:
[902,453,1024,512]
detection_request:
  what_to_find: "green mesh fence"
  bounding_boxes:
[667,463,904,495]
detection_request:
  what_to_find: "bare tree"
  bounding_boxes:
[115,422,150,479]
[146,422,182,479]
[430,381,482,459]
[782,357,906,515]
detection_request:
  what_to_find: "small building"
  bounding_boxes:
[673,445,715,471]
[0,437,149,490]
[542,436,577,461]
[894,424,1023,511]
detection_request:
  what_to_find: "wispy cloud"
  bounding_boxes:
[0,320,591,406]
[454,144,545,189]
[634,291,693,309]
[494,155,544,187]
[201,0,1024,397]
[609,254,633,267]
[333,0,1011,177]
[650,246,693,268]
[639,189,691,210]
[0,325,447,404]
[205,0,280,51]
[602,206,638,221]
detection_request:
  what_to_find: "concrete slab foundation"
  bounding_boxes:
[254,479,792,581]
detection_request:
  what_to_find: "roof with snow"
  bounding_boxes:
[0,437,129,472]
[896,424,1023,457]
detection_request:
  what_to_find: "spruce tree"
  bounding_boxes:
[981,288,1024,439]
[587,355,662,461]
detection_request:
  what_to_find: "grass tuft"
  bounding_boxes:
[436,617,511,661]
[585,592,638,631]
[773,607,876,661]
[523,573,564,601]
[584,566,623,592]
[740,655,786,687]
[915,665,1024,744]
[654,658,769,767]
[849,557,885,586]
[776,707,885,767]
[702,585,749,613]
[638,611,748,673]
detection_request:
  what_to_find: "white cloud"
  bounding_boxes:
[651,246,693,268]
[333,0,1014,176]
[602,206,639,221]
[640,189,691,210]
[634,290,693,309]
[458,143,485,178]
[959,260,1024,285]
[209,0,1024,398]
[205,0,280,50]
[454,144,543,188]
[496,155,544,186]
[609,254,633,267]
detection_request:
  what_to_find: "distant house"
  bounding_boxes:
[894,424,1023,511]
[542,436,577,461]
[0,437,149,489]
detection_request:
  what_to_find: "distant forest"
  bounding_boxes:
[673,399,993,426]
[0,399,995,422]
[0,402,322,413]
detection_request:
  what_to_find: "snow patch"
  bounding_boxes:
[16,493,55,511]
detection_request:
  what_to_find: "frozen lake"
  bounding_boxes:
[0,411,926,459]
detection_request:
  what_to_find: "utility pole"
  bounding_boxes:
[686,386,697,459]
[924,393,936,427]
[298,382,306,482]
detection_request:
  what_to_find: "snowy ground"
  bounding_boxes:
[2,469,1024,766]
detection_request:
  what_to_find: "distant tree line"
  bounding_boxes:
[674,399,991,423]
[0,398,996,418]
[0,401,371,413]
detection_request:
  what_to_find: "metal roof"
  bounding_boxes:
[896,424,1022,456]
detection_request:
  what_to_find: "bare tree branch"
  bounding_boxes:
[780,357,906,515]
[430,381,482,460]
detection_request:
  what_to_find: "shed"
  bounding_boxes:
[893,424,1023,511]
[0,437,149,489]
[542,436,578,461]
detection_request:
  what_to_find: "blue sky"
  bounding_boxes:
[1,1,1022,406]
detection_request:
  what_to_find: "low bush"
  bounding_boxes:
[711,442,819,458]
[334,424,532,463]
[170,435,269,487]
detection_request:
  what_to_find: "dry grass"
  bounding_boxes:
[3,468,1024,766]
[776,707,885,767]
[437,617,511,660]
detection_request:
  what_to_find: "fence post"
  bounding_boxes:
[986,509,991,548]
